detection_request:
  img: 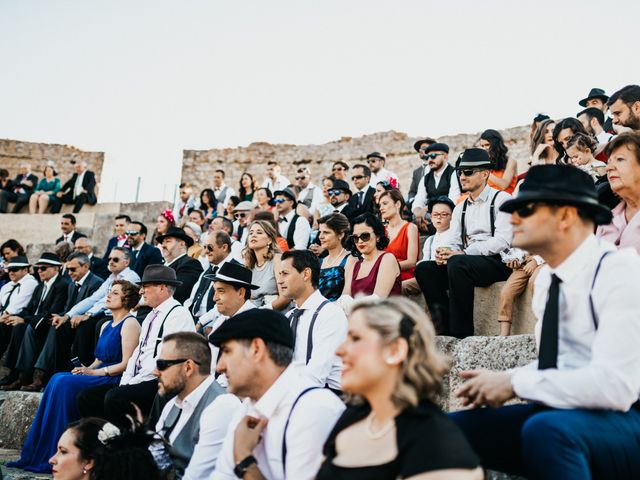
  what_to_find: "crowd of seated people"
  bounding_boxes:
[0,84,640,479]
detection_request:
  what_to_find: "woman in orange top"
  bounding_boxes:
[379,189,419,284]
[479,129,518,194]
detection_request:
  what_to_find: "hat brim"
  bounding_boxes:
[578,94,609,108]
[35,261,62,266]
[273,191,296,202]
[204,273,260,290]
[6,263,30,268]
[155,233,194,248]
[139,278,183,287]
[500,192,613,225]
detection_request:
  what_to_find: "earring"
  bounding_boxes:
[386,357,395,365]
[83,468,87,475]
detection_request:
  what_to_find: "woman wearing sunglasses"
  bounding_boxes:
[340,213,401,306]
[9,280,141,474]
[316,297,482,479]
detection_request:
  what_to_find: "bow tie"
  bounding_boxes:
[278,217,288,223]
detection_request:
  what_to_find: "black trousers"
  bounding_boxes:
[1,323,29,370]
[0,190,29,213]
[415,254,511,338]
[77,379,159,428]
[71,315,104,367]
[15,323,50,375]
[50,191,90,214]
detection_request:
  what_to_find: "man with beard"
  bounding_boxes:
[327,179,354,217]
[407,137,436,206]
[608,84,640,133]
[412,143,461,231]
[414,148,512,337]
[154,332,240,480]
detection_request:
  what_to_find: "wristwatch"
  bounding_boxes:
[234,455,257,478]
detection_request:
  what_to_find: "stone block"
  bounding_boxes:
[0,392,43,450]
[474,282,537,336]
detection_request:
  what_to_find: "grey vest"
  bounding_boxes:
[298,186,316,208]
[164,380,226,478]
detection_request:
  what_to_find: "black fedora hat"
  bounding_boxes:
[413,138,436,152]
[35,252,62,266]
[204,262,259,290]
[331,179,352,196]
[155,227,194,248]
[366,151,385,161]
[579,87,609,108]
[273,187,297,203]
[500,165,612,225]
[457,148,492,169]
[140,264,183,286]
[209,308,294,349]
[6,256,30,268]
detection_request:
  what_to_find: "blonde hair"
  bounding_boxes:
[349,297,449,410]
[243,219,281,269]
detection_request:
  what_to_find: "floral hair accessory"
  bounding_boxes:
[161,209,175,225]
[98,422,121,445]
[378,177,399,190]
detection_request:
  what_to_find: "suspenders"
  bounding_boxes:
[153,305,182,356]
[281,386,321,478]
[589,251,613,330]
[305,300,331,364]
[460,190,500,249]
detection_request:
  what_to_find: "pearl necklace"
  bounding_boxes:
[365,413,395,440]
[324,248,346,268]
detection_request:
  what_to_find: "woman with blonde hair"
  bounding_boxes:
[243,219,289,310]
[317,297,482,479]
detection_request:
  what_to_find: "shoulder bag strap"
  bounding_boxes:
[281,386,321,478]
[306,300,331,364]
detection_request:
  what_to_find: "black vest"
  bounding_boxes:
[423,165,454,199]
[286,213,301,249]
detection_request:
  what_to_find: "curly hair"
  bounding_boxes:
[347,297,449,410]
[349,213,389,256]
[480,129,509,171]
[566,132,598,154]
[111,279,142,310]
[243,219,281,269]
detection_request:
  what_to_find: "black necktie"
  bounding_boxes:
[131,249,138,263]
[538,274,562,370]
[205,266,219,311]
[289,308,305,347]
[1,284,19,312]
[356,191,364,208]
[191,266,214,315]
[70,282,82,306]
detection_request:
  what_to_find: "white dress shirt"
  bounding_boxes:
[286,290,347,390]
[121,297,195,385]
[212,365,345,480]
[511,235,640,411]
[262,175,291,192]
[277,210,311,250]
[185,253,235,318]
[66,267,140,318]
[297,183,324,216]
[448,185,513,255]
[155,376,241,480]
[172,195,198,223]
[73,170,86,198]
[213,184,236,209]
[596,130,614,145]
[418,229,456,263]
[369,168,398,187]
[412,166,461,213]
[0,274,38,315]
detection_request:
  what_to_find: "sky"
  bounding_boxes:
[1,0,638,202]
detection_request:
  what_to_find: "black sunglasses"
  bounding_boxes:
[350,232,372,243]
[234,212,248,219]
[351,175,366,181]
[33,265,52,272]
[457,168,481,177]
[327,189,344,196]
[205,244,216,252]
[108,257,120,263]
[125,230,140,236]
[424,153,442,160]
[332,167,345,171]
[156,358,201,371]
[514,202,546,218]
[67,267,78,273]
[7,267,25,273]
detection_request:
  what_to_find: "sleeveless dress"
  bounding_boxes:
[351,252,401,297]
[8,318,128,473]
[489,168,517,194]
[251,259,278,307]
[319,256,348,301]
[385,222,414,281]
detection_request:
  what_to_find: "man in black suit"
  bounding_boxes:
[55,213,87,245]
[0,163,38,213]
[102,214,132,260]
[156,227,203,304]
[50,161,97,214]
[347,163,376,218]
[126,221,163,278]
[329,179,355,217]
[74,237,109,280]
[0,253,70,391]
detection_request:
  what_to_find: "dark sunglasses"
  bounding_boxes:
[67,267,78,273]
[457,168,481,177]
[424,153,442,160]
[7,267,25,273]
[295,176,307,181]
[205,244,216,252]
[332,167,345,171]
[351,175,366,181]
[234,212,248,219]
[273,198,287,204]
[327,189,344,196]
[107,257,120,263]
[125,230,140,236]
[514,202,546,218]
[366,158,379,163]
[156,358,201,371]
[350,232,372,243]
[33,265,52,272]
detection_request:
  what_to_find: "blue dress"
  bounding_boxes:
[8,318,128,473]
[319,256,348,301]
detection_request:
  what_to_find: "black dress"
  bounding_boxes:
[316,400,480,479]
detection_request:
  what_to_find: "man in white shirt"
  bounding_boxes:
[76,265,195,426]
[366,151,398,187]
[261,161,290,192]
[278,250,346,393]
[452,164,640,480]
[154,332,240,480]
[295,167,323,216]
[578,107,614,145]
[172,182,199,224]
[210,308,345,480]
[274,188,311,250]
[414,148,512,337]
[212,169,236,214]
[232,201,254,247]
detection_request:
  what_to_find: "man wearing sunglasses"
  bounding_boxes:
[366,151,398,188]
[347,164,376,218]
[330,161,349,181]
[296,167,323,216]
[0,252,69,391]
[74,237,109,280]
[411,143,461,231]
[126,221,163,278]
[451,164,640,480]
[328,179,354,216]
[153,331,240,479]
[407,137,436,206]
[232,201,254,245]
[414,148,512,338]
[274,187,311,250]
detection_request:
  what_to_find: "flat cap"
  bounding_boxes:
[209,308,294,349]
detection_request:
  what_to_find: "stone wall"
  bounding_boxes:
[0,139,104,190]
[181,126,531,195]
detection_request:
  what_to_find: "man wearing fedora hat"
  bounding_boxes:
[328,179,355,217]
[77,264,195,426]
[452,164,640,479]
[274,187,311,250]
[408,137,437,206]
[0,252,69,391]
[210,308,345,479]
[414,148,513,337]
[156,226,203,304]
